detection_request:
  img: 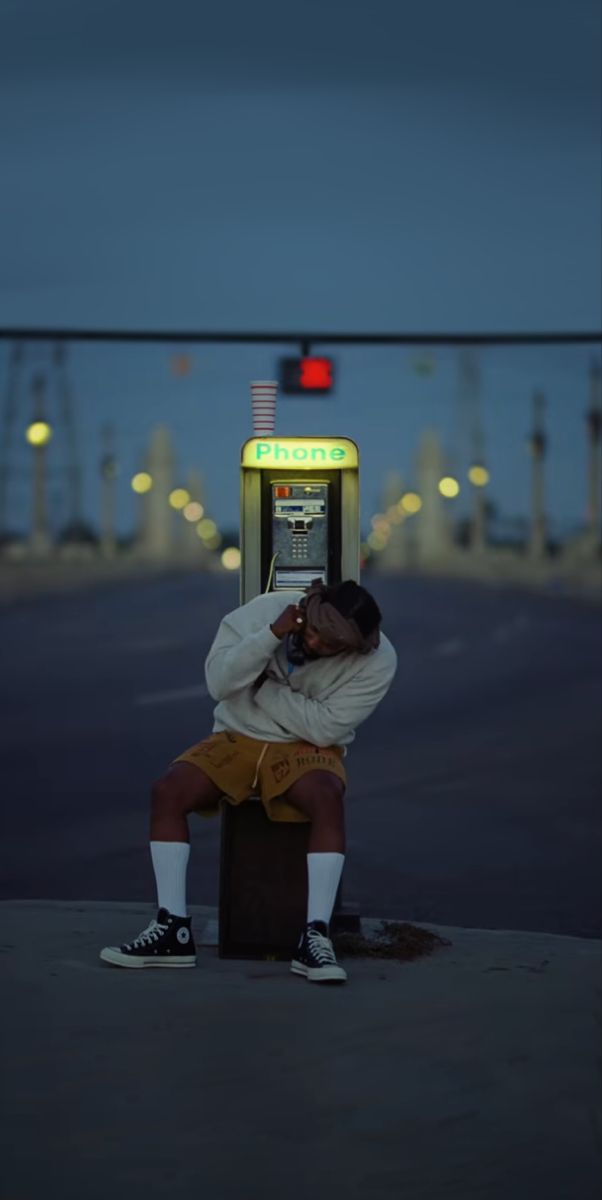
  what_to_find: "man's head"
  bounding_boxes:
[300,578,382,659]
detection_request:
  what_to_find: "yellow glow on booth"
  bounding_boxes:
[241,437,359,470]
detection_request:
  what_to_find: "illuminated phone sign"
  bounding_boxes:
[241,437,359,470]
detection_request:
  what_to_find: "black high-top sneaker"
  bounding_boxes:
[290,919,347,984]
[100,908,196,969]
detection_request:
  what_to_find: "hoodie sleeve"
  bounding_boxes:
[204,598,281,701]
[253,643,397,746]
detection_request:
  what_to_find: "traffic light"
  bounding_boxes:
[279,356,334,395]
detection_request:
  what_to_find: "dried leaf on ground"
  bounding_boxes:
[333,920,452,961]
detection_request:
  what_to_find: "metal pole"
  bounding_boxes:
[586,360,601,547]
[54,342,83,530]
[0,341,23,538]
[28,373,52,556]
[529,391,547,559]
[0,328,600,347]
[458,350,487,553]
[100,423,117,557]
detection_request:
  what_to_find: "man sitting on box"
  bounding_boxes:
[100,578,397,983]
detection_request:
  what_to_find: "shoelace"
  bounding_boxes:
[126,919,169,949]
[306,928,337,964]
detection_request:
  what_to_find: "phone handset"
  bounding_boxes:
[285,596,307,666]
[285,629,306,667]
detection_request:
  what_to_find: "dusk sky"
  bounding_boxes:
[0,0,600,538]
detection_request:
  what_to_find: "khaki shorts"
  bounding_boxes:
[172,730,347,823]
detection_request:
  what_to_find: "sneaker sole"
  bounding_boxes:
[290,959,347,983]
[99,948,196,969]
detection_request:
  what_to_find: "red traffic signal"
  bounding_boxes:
[280,356,334,394]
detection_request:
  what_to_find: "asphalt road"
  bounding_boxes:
[1,569,600,936]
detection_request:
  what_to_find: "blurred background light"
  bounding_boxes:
[26,421,53,447]
[131,472,153,494]
[401,492,423,514]
[221,546,241,570]
[439,477,460,498]
[169,488,190,510]
[197,518,217,539]
[468,465,490,487]
[183,501,204,522]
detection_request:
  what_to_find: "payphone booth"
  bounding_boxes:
[218,436,361,959]
[239,436,360,598]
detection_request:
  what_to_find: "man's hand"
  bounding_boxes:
[270,602,305,640]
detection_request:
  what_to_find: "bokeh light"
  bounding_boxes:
[367,531,387,551]
[183,501,204,522]
[400,492,422,514]
[169,488,190,510]
[439,477,460,498]
[468,465,490,487]
[131,472,153,493]
[25,422,53,447]
[221,547,241,570]
[196,518,218,540]
[386,504,404,524]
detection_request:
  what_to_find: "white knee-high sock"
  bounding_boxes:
[306,852,345,926]
[150,841,190,917]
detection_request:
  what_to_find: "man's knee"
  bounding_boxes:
[286,770,345,819]
[151,762,220,816]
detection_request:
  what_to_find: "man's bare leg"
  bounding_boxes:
[281,769,346,853]
[148,761,222,915]
[281,769,346,921]
[150,761,222,842]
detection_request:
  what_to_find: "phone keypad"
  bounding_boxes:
[292,534,309,559]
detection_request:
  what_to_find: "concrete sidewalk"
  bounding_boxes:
[1,900,600,1200]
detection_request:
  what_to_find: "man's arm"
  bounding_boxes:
[253,646,397,746]
[204,595,305,702]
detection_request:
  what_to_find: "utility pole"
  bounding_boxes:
[138,425,176,559]
[458,350,488,553]
[100,423,118,557]
[0,341,84,549]
[0,342,22,539]
[54,342,83,532]
[27,373,53,556]
[586,359,601,550]
[528,391,547,559]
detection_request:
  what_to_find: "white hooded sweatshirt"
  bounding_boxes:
[204,590,397,750]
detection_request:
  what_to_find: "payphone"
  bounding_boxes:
[239,436,360,601]
[218,435,361,959]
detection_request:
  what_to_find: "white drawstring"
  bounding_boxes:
[251,742,270,789]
